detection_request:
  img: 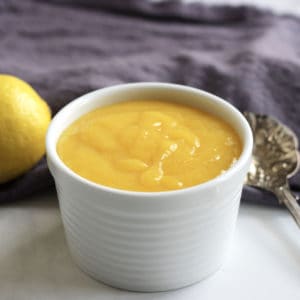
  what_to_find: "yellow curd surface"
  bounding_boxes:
[57,100,242,192]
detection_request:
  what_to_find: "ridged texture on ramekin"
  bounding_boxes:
[57,181,241,292]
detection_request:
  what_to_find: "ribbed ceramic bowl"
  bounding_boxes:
[46,83,253,292]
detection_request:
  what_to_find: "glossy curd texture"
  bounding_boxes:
[57,100,242,192]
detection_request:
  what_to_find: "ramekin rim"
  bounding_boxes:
[46,82,253,198]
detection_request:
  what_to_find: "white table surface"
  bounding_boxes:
[2,0,300,299]
[1,194,300,300]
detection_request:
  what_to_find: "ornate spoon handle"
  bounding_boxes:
[275,185,300,228]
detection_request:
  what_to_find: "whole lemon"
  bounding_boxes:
[0,74,51,183]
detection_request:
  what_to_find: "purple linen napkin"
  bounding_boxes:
[0,0,299,205]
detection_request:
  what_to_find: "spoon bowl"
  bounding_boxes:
[244,112,300,227]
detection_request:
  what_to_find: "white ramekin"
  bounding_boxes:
[46,83,253,292]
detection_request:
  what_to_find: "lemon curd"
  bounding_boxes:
[57,100,242,192]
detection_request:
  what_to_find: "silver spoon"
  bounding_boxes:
[244,112,300,228]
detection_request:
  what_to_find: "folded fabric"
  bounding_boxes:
[0,0,299,205]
